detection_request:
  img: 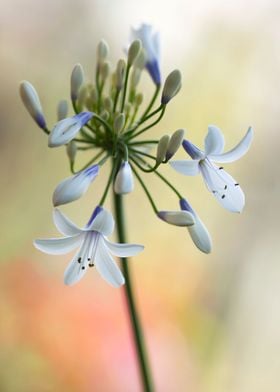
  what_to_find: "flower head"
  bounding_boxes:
[131,24,161,85]
[170,126,253,213]
[53,165,99,206]
[48,112,93,147]
[34,207,144,287]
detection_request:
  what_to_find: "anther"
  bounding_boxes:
[235,183,239,186]
[224,185,227,190]
[89,263,94,267]
[221,194,225,199]
[78,257,82,263]
[219,167,223,170]
[81,266,85,270]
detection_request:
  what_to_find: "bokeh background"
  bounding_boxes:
[1,0,280,391]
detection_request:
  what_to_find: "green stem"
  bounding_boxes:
[140,85,161,121]
[113,193,154,392]
[131,164,158,213]
[120,65,131,113]
[127,106,166,141]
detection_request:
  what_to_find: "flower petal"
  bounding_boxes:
[95,240,125,288]
[53,208,81,236]
[104,239,144,257]
[200,160,245,213]
[158,210,195,226]
[204,125,225,155]
[188,216,212,254]
[34,234,82,255]
[169,160,200,176]
[209,127,253,163]
[87,208,114,236]
[52,165,99,206]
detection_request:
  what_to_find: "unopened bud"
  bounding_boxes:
[104,97,113,112]
[101,110,109,121]
[71,64,84,101]
[116,59,126,90]
[77,85,89,108]
[114,161,134,194]
[161,70,182,105]
[90,88,98,105]
[156,135,170,164]
[128,40,142,66]
[19,81,46,129]
[114,113,125,133]
[165,129,185,160]
[57,100,68,121]
[135,93,143,106]
[66,141,77,164]
[134,50,146,70]
[97,40,109,64]
[157,210,194,227]
[130,68,142,89]
[100,61,111,81]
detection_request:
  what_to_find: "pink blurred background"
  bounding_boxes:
[1,0,280,391]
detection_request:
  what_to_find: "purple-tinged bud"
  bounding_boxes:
[19,81,46,129]
[165,129,185,161]
[157,210,194,227]
[161,70,182,105]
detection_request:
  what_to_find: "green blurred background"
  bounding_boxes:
[1,0,279,391]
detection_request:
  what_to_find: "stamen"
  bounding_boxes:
[224,185,227,190]
[77,257,82,263]
[81,266,85,270]
[235,183,239,186]
[219,167,223,170]
[89,263,94,267]
[221,194,225,199]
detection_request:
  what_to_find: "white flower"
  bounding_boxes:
[48,112,93,147]
[114,161,134,194]
[53,165,99,206]
[34,207,144,287]
[170,126,253,213]
[179,199,212,253]
[131,24,161,85]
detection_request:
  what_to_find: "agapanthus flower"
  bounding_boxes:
[34,207,144,287]
[170,126,253,213]
[131,24,161,85]
[48,112,93,147]
[53,165,99,206]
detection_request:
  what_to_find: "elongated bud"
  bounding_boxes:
[101,110,109,121]
[130,68,142,89]
[116,59,126,90]
[57,100,68,120]
[104,97,113,112]
[97,40,109,64]
[161,70,182,105]
[77,85,89,108]
[128,40,142,66]
[114,113,125,133]
[53,165,99,206]
[134,50,146,70]
[180,199,212,253]
[156,135,170,164]
[114,161,134,194]
[165,129,185,161]
[100,61,111,81]
[19,81,46,129]
[157,210,194,227]
[71,64,84,101]
[135,93,143,106]
[66,141,77,164]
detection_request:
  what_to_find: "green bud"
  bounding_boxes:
[66,141,77,164]
[100,61,111,81]
[57,100,68,121]
[161,70,182,105]
[127,39,142,66]
[71,63,84,101]
[104,97,113,112]
[116,59,126,90]
[134,50,146,70]
[77,85,89,108]
[130,68,141,89]
[101,110,109,121]
[156,135,170,164]
[135,93,143,106]
[114,113,125,133]
[97,39,109,63]
[165,129,185,160]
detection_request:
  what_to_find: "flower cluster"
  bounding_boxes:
[20,24,253,287]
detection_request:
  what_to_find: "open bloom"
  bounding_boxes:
[34,207,144,287]
[48,112,93,147]
[179,198,212,253]
[170,126,253,213]
[53,165,99,206]
[131,24,161,85]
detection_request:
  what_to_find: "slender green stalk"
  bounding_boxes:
[127,106,166,141]
[139,85,161,122]
[113,193,154,392]
[120,65,131,113]
[131,164,158,213]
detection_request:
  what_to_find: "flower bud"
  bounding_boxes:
[100,61,111,81]
[97,40,109,64]
[135,93,143,106]
[53,165,99,206]
[161,70,182,105]
[71,64,84,101]
[57,100,68,121]
[156,135,170,164]
[165,129,185,161]
[101,110,109,121]
[114,161,134,194]
[134,50,146,70]
[128,40,142,66]
[116,59,126,90]
[114,113,125,133]
[104,97,113,112]
[77,85,89,108]
[130,67,142,89]
[180,199,212,253]
[157,210,194,227]
[66,141,77,164]
[19,81,46,129]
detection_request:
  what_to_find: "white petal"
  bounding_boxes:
[87,208,114,236]
[158,211,195,226]
[204,125,225,155]
[53,208,81,236]
[209,127,253,163]
[95,240,125,288]
[34,234,82,255]
[200,160,245,213]
[188,215,212,254]
[63,234,91,285]
[169,160,200,176]
[52,165,99,206]
[114,161,134,195]
[104,239,144,257]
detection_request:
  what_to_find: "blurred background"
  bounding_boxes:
[1,0,280,391]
